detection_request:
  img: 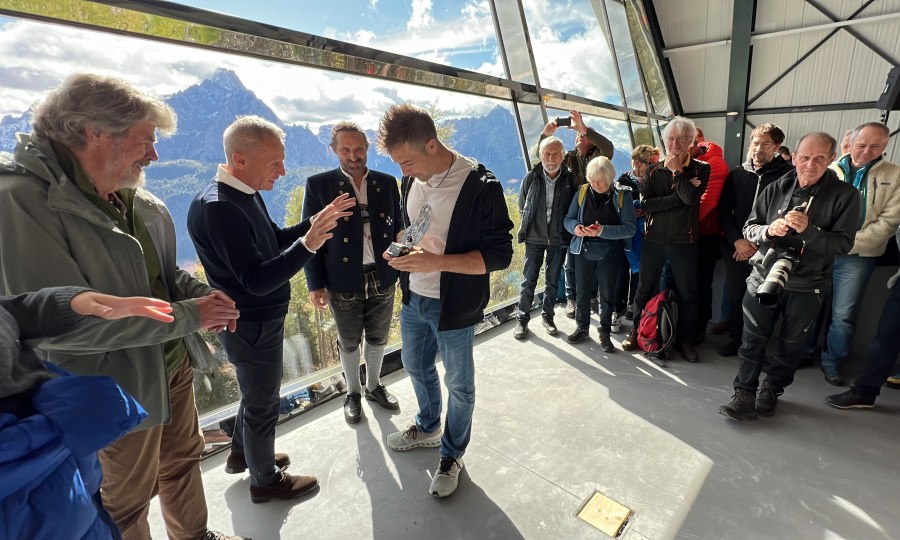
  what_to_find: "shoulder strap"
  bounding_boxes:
[577,183,589,205]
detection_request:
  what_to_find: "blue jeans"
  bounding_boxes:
[517,242,565,322]
[400,292,475,460]
[821,255,877,369]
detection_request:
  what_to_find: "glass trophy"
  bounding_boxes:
[387,204,432,257]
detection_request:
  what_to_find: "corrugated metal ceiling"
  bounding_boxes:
[652,0,900,165]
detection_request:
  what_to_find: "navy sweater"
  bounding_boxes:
[187,181,313,321]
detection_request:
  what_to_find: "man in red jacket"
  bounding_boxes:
[690,129,729,344]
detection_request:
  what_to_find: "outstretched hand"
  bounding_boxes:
[70,291,175,323]
[304,193,356,251]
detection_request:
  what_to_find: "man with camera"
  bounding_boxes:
[719,132,860,421]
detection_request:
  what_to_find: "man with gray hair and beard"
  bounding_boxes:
[513,136,580,339]
[0,73,243,539]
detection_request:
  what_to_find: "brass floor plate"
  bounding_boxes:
[576,491,634,538]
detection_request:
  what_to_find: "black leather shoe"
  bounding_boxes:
[344,392,362,423]
[717,341,740,357]
[365,385,400,410]
[567,327,589,344]
[677,343,699,363]
[225,452,290,474]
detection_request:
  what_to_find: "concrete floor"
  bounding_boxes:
[149,308,900,540]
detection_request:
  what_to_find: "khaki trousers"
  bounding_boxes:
[99,358,208,540]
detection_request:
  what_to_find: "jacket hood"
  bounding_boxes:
[742,154,792,175]
[0,372,146,497]
[697,141,724,160]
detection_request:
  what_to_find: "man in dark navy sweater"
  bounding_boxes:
[187,116,354,504]
[303,122,402,425]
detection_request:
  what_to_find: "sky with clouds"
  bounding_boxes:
[0,0,639,147]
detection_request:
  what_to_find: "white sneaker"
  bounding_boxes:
[610,312,621,333]
[430,456,464,497]
[386,424,442,451]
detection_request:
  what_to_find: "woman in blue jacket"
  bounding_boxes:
[564,157,637,351]
[1,287,172,540]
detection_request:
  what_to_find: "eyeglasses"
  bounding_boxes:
[666,136,692,143]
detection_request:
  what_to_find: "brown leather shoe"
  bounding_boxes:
[225,452,291,474]
[250,471,319,503]
[621,329,639,351]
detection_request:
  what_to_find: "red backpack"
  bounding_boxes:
[637,289,678,354]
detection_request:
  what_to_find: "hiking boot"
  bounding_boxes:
[430,456,464,498]
[610,312,621,333]
[621,329,638,351]
[820,362,844,386]
[755,381,779,416]
[590,298,599,315]
[567,327,589,344]
[677,343,699,363]
[513,321,528,340]
[598,333,615,353]
[225,452,290,474]
[249,471,319,503]
[624,303,635,320]
[826,387,876,409]
[203,531,249,540]
[541,317,558,336]
[386,424,442,451]
[565,299,576,319]
[343,392,362,424]
[717,341,740,357]
[718,389,758,421]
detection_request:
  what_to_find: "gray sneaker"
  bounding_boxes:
[387,424,442,451]
[430,456,464,497]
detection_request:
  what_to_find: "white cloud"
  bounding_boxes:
[407,0,434,31]
[0,18,503,131]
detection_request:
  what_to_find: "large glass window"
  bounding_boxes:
[0,11,527,420]
[176,0,505,78]
[0,0,672,427]
[625,0,672,117]
[521,0,622,106]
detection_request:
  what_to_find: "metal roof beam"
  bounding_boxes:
[686,101,877,118]
[746,0,875,107]
[662,9,899,55]
[723,0,756,166]
[804,0,900,68]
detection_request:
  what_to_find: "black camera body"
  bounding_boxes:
[755,244,802,305]
[555,117,571,127]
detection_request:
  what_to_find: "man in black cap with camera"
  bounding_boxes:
[719,132,859,421]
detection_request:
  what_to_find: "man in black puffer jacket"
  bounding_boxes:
[719,132,859,422]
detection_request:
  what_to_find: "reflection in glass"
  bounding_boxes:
[492,0,537,85]
[174,0,504,78]
[625,0,672,117]
[606,0,647,110]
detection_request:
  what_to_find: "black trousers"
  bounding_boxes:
[613,256,637,313]
[854,277,900,397]
[574,250,623,333]
[695,234,722,339]
[633,240,698,346]
[734,289,822,392]
[721,239,753,343]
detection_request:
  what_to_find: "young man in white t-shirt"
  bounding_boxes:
[377,104,513,498]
